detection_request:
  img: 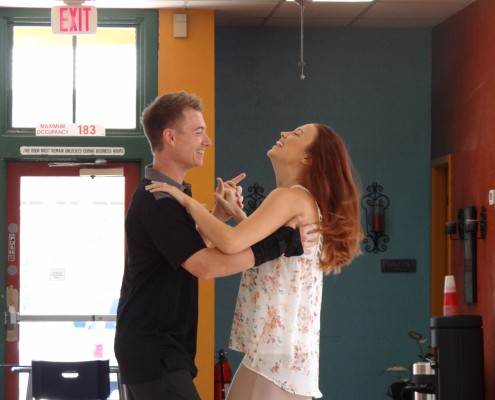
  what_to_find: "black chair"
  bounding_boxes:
[31,360,110,400]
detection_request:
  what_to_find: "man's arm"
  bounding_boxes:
[182,246,254,279]
[182,226,303,279]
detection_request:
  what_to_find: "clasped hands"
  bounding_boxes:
[145,173,319,251]
[145,173,246,221]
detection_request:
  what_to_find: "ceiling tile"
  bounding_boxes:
[0,0,478,28]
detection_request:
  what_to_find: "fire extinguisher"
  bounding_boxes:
[214,349,232,400]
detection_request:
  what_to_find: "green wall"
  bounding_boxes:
[0,8,157,398]
[214,27,432,399]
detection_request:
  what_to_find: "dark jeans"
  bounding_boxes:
[127,369,201,400]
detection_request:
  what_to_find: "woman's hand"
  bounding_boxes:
[212,174,247,222]
[214,181,247,222]
[223,174,245,209]
[145,181,190,207]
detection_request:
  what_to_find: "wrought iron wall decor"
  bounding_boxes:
[444,205,487,304]
[243,183,266,215]
[361,182,390,253]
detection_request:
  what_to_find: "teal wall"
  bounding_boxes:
[214,27,432,399]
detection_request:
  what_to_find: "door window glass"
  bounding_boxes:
[19,176,124,399]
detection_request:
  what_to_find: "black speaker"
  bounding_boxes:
[430,315,484,400]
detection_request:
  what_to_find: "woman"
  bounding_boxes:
[147,123,363,399]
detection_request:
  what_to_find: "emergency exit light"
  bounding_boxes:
[51,5,97,35]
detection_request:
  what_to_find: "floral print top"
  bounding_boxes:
[229,186,323,398]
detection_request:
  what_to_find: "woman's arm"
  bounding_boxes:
[196,176,246,245]
[146,182,312,254]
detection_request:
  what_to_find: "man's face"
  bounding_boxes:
[173,108,211,169]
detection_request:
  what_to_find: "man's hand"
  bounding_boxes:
[214,182,248,222]
[299,223,319,253]
[211,173,247,222]
[286,216,320,254]
[222,173,246,209]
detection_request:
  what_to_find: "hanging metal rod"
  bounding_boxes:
[297,0,306,80]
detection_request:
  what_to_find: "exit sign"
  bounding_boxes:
[51,6,97,35]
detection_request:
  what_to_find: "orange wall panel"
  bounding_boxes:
[158,9,215,399]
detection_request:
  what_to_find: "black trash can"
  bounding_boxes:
[430,314,484,400]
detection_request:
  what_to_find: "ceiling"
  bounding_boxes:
[0,0,478,29]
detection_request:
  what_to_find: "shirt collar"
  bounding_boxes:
[145,164,192,196]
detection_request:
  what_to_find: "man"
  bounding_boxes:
[115,91,307,400]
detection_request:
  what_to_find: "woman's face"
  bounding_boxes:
[268,123,318,164]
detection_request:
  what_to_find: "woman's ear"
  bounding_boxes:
[301,155,312,165]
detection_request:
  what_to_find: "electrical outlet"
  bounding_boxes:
[489,189,495,205]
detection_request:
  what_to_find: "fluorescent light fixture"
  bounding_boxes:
[287,0,373,2]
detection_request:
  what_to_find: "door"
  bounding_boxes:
[5,161,140,400]
[430,156,451,317]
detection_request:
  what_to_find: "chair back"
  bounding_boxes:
[31,360,110,400]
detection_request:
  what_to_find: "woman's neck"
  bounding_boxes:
[274,169,304,188]
[272,159,306,188]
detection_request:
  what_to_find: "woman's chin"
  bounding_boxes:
[267,146,279,158]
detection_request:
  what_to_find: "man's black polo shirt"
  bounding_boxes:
[115,167,206,384]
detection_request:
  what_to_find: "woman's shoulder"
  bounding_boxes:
[289,184,310,193]
[264,186,319,223]
[267,186,312,202]
[289,185,316,202]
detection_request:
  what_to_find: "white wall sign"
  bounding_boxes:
[36,124,105,137]
[51,6,97,35]
[49,268,66,282]
[20,147,125,156]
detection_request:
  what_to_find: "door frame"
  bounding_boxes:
[3,160,141,399]
[430,155,452,317]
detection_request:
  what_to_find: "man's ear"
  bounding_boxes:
[163,128,175,146]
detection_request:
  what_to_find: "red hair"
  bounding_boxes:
[303,124,363,274]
